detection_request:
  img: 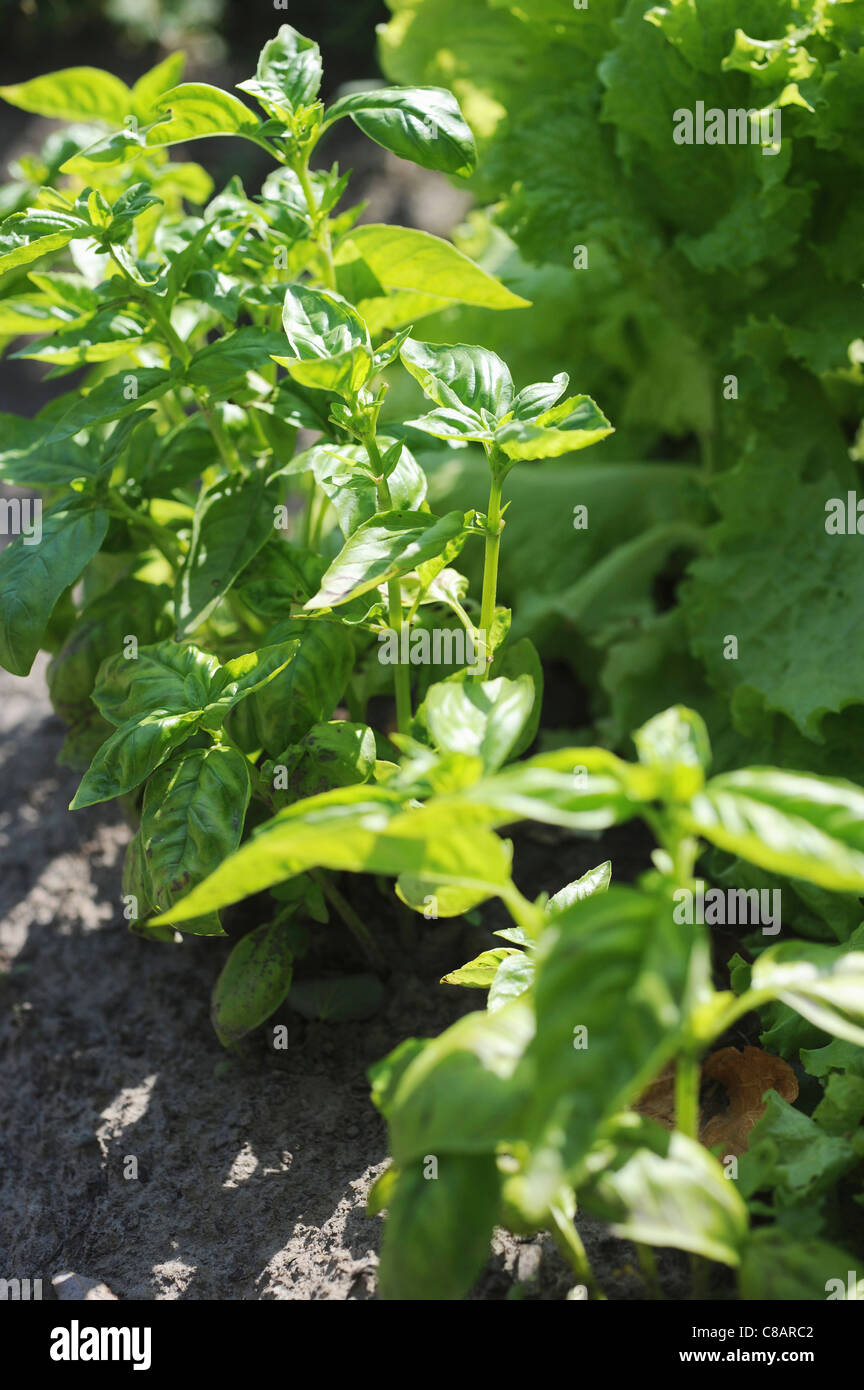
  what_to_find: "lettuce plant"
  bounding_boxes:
[380,0,864,786]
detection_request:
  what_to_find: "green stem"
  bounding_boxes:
[311,869,385,969]
[294,157,337,290]
[478,471,504,679]
[310,485,328,551]
[138,282,243,477]
[675,1051,701,1142]
[636,1243,663,1299]
[548,1203,604,1300]
[197,396,242,473]
[367,433,412,734]
[387,580,413,734]
[108,492,183,567]
[143,292,190,367]
[301,472,316,547]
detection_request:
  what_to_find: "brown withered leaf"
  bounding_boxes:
[700,1045,798,1157]
[634,1046,798,1158]
[633,1062,677,1129]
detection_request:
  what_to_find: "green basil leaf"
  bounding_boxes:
[378,1153,499,1300]
[47,578,172,724]
[0,68,132,124]
[234,542,325,619]
[0,207,88,275]
[13,308,146,366]
[140,746,251,937]
[39,368,175,447]
[0,413,95,487]
[441,947,521,989]
[633,704,711,801]
[175,471,279,636]
[509,373,570,422]
[274,285,372,399]
[487,951,535,1012]
[751,939,864,1047]
[152,83,261,145]
[281,283,369,357]
[206,639,302,723]
[271,720,376,801]
[381,998,534,1162]
[70,708,204,809]
[546,861,612,916]
[238,25,323,115]
[404,406,490,443]
[0,505,109,676]
[186,327,287,391]
[490,636,544,756]
[423,674,535,772]
[245,620,354,755]
[211,920,294,1046]
[590,1129,748,1266]
[151,796,513,924]
[335,224,529,329]
[455,747,653,832]
[495,395,613,461]
[325,86,476,177]
[0,297,73,334]
[131,52,186,117]
[271,345,373,399]
[400,337,513,418]
[93,641,221,727]
[526,889,681,1176]
[305,509,466,611]
[687,769,864,893]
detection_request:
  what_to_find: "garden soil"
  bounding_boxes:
[0,659,694,1301]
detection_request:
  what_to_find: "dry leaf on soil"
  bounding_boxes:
[634,1045,798,1157]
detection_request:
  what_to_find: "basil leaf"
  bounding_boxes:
[93,641,221,727]
[245,620,353,755]
[495,395,613,461]
[305,510,466,611]
[237,25,323,115]
[400,337,513,418]
[424,675,535,772]
[335,224,529,330]
[0,67,132,124]
[441,947,521,989]
[186,327,287,391]
[325,86,476,177]
[175,472,279,636]
[152,83,261,145]
[687,770,864,893]
[546,861,612,916]
[70,708,204,809]
[141,746,251,938]
[211,920,294,1046]
[0,505,109,676]
[150,796,513,923]
[378,1154,500,1300]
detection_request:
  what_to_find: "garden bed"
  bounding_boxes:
[0,660,694,1300]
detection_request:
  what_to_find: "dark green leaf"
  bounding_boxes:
[211,920,294,1046]
[0,505,109,676]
